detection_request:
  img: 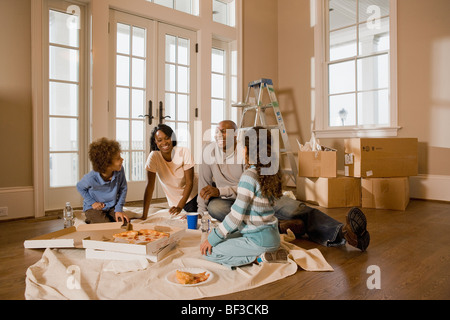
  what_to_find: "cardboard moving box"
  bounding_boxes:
[296,176,361,208]
[298,148,337,178]
[344,138,418,178]
[361,177,410,211]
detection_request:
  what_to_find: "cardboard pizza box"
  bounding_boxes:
[24,222,185,254]
[85,241,179,263]
[24,226,89,249]
[81,223,185,255]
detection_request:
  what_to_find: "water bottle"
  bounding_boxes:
[201,212,211,232]
[200,212,211,241]
[64,202,74,228]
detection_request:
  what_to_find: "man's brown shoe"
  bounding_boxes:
[343,207,370,251]
[279,219,306,238]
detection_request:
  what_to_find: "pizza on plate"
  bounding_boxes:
[113,229,170,244]
[175,270,210,285]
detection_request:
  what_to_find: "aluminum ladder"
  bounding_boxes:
[232,78,298,185]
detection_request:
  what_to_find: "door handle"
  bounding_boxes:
[159,101,171,124]
[139,100,155,125]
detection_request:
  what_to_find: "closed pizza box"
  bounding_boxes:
[81,223,185,255]
[24,226,95,249]
[85,241,179,263]
[296,175,361,208]
[344,138,418,178]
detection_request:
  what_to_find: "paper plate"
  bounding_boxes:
[165,268,214,287]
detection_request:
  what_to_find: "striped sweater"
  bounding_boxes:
[208,167,279,246]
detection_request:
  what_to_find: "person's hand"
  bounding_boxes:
[92,202,105,210]
[169,206,182,215]
[200,238,213,256]
[200,186,220,201]
[115,212,130,223]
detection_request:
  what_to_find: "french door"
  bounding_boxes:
[109,10,197,201]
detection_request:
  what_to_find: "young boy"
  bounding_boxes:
[76,138,129,224]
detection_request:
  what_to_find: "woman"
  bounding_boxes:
[142,124,198,220]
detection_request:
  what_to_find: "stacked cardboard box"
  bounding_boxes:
[296,138,418,211]
[297,146,361,208]
[344,138,418,211]
[296,175,361,208]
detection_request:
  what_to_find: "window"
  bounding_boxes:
[163,32,195,149]
[210,39,238,140]
[314,0,398,138]
[147,0,199,16]
[213,0,236,27]
[48,6,83,187]
[211,47,226,136]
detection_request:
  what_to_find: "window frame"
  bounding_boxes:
[313,0,399,139]
[210,38,239,140]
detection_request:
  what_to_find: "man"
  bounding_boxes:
[198,120,370,251]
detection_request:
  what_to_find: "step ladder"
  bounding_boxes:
[232,78,298,185]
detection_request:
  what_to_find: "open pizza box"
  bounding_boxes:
[24,222,185,256]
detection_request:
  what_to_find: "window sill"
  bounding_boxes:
[313,126,402,139]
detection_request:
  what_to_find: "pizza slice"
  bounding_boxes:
[138,229,170,238]
[112,230,139,241]
[175,270,210,285]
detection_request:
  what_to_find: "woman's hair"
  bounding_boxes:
[150,124,177,151]
[88,137,121,173]
[244,126,282,202]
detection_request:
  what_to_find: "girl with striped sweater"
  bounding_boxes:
[200,126,288,268]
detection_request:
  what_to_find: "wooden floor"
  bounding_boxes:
[1,199,449,300]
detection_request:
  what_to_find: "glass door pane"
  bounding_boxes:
[159,24,197,150]
[114,22,147,182]
[48,8,80,188]
[211,47,226,139]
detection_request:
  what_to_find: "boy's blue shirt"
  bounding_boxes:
[76,166,128,212]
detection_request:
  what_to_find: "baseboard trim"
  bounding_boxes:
[0,187,35,220]
[410,174,450,202]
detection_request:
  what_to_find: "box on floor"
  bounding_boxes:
[344,138,418,178]
[24,222,185,262]
[296,175,361,208]
[361,177,410,211]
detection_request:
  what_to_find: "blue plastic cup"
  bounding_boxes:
[186,213,199,230]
